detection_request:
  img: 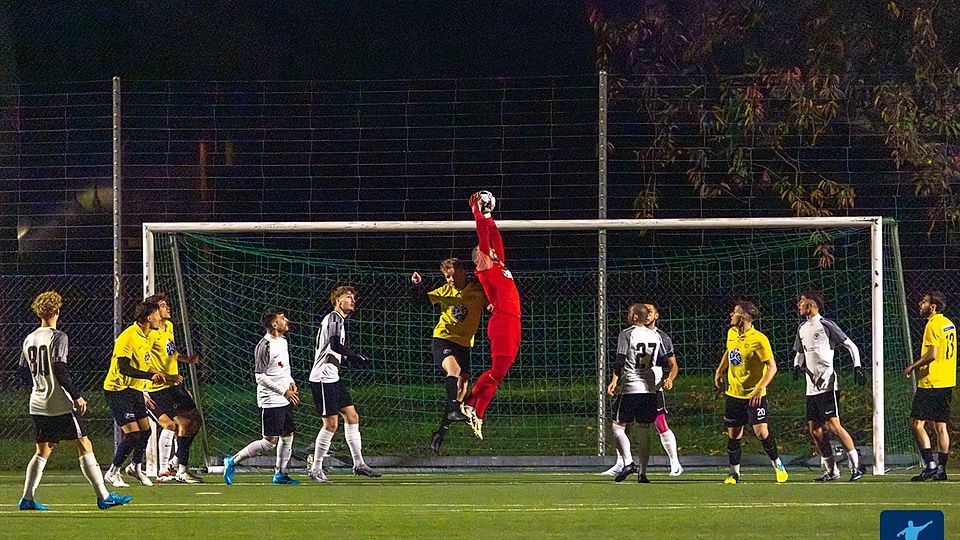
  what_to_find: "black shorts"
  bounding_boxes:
[806,391,840,422]
[656,390,668,416]
[261,404,295,437]
[33,412,86,443]
[311,381,354,417]
[724,395,770,428]
[613,393,658,424]
[911,387,953,423]
[104,388,149,426]
[431,338,471,377]
[150,385,197,419]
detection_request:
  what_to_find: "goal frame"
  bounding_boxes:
[143,216,888,474]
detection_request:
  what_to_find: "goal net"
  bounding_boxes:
[144,217,913,473]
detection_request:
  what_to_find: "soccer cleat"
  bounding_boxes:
[849,467,864,482]
[669,462,684,477]
[175,471,203,484]
[18,498,49,511]
[470,417,484,440]
[638,473,651,484]
[223,455,236,485]
[272,472,300,485]
[353,464,383,478]
[155,471,177,483]
[446,409,469,423]
[815,471,841,482]
[430,431,444,455]
[774,462,789,483]
[308,469,329,483]
[910,468,938,482]
[931,468,948,481]
[614,462,639,483]
[723,473,739,484]
[104,470,130,488]
[97,492,133,510]
[125,464,153,487]
[600,463,624,476]
[460,403,478,422]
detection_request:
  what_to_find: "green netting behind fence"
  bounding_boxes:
[151,223,913,466]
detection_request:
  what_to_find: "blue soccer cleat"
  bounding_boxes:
[18,498,49,511]
[272,472,300,485]
[97,492,133,510]
[223,455,236,485]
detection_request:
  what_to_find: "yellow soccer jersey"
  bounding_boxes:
[917,313,958,389]
[725,326,775,399]
[147,320,180,392]
[103,323,154,392]
[428,281,487,348]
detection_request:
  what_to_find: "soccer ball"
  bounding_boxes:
[476,190,496,213]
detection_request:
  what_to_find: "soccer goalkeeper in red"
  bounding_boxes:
[460,191,521,440]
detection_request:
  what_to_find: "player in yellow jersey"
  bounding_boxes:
[905,291,957,481]
[143,294,202,484]
[714,300,788,484]
[103,301,174,488]
[410,257,488,453]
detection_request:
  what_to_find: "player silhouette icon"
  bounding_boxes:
[897,520,934,540]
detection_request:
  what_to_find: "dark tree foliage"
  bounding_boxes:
[590,1,960,247]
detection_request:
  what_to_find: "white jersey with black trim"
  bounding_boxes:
[311,310,345,384]
[20,327,74,416]
[794,314,861,396]
[616,325,664,394]
[253,333,294,408]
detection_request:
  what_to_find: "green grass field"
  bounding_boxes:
[2,469,957,539]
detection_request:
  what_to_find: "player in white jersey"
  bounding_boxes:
[18,291,132,511]
[307,285,382,482]
[607,304,664,483]
[793,290,867,481]
[223,307,301,486]
[602,301,683,477]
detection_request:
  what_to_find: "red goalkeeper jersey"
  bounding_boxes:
[476,263,521,319]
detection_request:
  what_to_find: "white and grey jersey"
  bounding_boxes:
[311,311,345,384]
[254,333,295,408]
[20,327,74,416]
[794,314,861,396]
[616,325,664,394]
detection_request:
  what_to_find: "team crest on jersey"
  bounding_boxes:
[813,332,821,341]
[728,348,743,366]
[452,304,469,321]
[166,339,176,357]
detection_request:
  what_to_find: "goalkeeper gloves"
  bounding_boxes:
[854,366,867,386]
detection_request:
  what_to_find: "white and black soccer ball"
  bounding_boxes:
[477,190,496,213]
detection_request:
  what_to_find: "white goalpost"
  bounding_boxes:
[143,216,896,474]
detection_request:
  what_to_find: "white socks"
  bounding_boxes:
[80,453,110,500]
[847,449,860,470]
[311,429,336,473]
[159,429,175,469]
[344,423,365,467]
[659,429,679,467]
[612,423,632,464]
[276,435,294,473]
[22,455,47,501]
[233,439,277,464]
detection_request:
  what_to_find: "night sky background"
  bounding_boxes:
[5,1,595,82]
